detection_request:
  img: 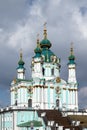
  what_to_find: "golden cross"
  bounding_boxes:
[71,42,74,48]
[20,48,22,58]
[70,42,74,55]
[37,33,39,39]
[44,22,47,29]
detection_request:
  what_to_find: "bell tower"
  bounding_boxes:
[31,35,43,79]
[68,43,77,84]
[17,49,25,79]
[67,43,78,111]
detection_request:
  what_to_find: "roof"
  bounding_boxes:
[40,39,52,48]
[37,110,87,129]
[68,115,87,128]
[37,110,71,126]
[11,78,32,85]
[17,120,42,127]
[41,48,55,62]
[16,78,32,82]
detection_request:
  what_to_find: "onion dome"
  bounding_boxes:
[41,48,55,62]
[34,35,42,58]
[17,49,25,69]
[68,43,75,64]
[40,23,52,49]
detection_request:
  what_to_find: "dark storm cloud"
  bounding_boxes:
[0,0,30,29]
[78,86,87,109]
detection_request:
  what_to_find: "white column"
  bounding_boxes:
[34,87,36,107]
[39,87,41,106]
[76,90,78,109]
[18,88,21,106]
[72,90,74,105]
[11,91,15,105]
[50,88,53,108]
[41,87,44,109]
[44,88,46,109]
[38,86,39,104]
[32,87,35,108]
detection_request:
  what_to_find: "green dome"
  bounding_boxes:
[41,48,55,62]
[68,55,75,60]
[18,59,25,65]
[34,39,42,58]
[68,46,76,64]
[34,46,42,54]
[40,39,51,48]
[68,54,75,65]
[17,52,25,69]
[34,47,42,58]
[40,27,51,48]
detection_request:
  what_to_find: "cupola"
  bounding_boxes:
[40,22,52,49]
[68,43,75,64]
[17,49,25,69]
[34,34,42,58]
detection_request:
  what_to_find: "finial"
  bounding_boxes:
[18,48,25,67]
[37,33,40,47]
[37,33,39,42]
[43,22,47,39]
[20,48,22,60]
[70,42,74,55]
[44,22,47,30]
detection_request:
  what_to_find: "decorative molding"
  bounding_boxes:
[68,88,77,91]
[63,88,66,90]
[50,86,54,89]
[56,77,61,83]
[55,87,61,94]
[18,86,27,89]
[10,89,15,92]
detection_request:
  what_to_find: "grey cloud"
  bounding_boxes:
[78,87,87,109]
[0,0,31,29]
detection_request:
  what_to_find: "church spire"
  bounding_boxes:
[18,49,25,68]
[43,22,47,39]
[70,42,74,56]
[37,34,40,48]
[17,49,25,79]
[34,34,42,57]
[68,43,75,64]
[68,43,77,84]
[40,22,51,48]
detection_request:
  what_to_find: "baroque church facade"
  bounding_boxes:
[0,25,85,130]
[11,25,78,111]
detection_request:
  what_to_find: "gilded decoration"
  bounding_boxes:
[55,86,61,94]
[56,77,61,83]
[18,86,26,89]
[28,86,33,94]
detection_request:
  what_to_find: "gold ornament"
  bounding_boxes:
[56,77,61,83]
[13,79,16,84]
[28,86,33,94]
[55,86,60,94]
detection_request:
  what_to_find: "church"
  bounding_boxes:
[11,24,78,111]
[0,25,87,130]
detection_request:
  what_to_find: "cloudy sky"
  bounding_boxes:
[0,0,87,109]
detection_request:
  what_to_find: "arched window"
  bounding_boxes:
[51,68,54,75]
[15,100,17,106]
[42,68,45,75]
[56,99,59,107]
[28,99,32,107]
